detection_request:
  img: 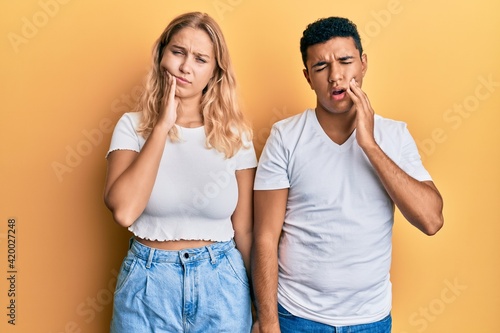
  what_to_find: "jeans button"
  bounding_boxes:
[184,253,189,259]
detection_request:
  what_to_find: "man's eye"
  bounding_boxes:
[315,67,326,72]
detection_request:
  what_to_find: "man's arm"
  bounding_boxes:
[361,146,443,235]
[348,78,444,235]
[252,189,288,333]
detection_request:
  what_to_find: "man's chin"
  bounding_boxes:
[317,100,354,115]
[322,106,353,115]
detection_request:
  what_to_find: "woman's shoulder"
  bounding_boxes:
[119,111,142,124]
[113,111,143,132]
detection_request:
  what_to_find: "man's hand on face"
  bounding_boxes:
[347,78,377,150]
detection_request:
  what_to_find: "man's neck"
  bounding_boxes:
[315,106,357,145]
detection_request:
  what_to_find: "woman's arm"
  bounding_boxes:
[103,74,178,227]
[231,167,256,275]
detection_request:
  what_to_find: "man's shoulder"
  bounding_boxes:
[373,114,415,148]
[272,109,312,132]
[374,114,406,126]
[374,114,408,134]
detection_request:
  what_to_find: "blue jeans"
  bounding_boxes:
[278,303,392,333]
[110,238,252,333]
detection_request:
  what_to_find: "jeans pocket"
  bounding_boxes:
[223,248,250,288]
[114,255,139,294]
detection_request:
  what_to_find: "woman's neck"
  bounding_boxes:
[176,95,204,128]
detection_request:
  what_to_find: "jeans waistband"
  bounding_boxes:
[128,237,235,266]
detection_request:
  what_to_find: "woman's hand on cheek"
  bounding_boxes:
[158,72,179,131]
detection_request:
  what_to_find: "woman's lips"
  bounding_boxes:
[175,76,191,85]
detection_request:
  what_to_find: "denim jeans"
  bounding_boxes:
[278,303,392,333]
[110,238,252,333]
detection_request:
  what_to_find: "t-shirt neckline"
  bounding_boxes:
[308,109,356,152]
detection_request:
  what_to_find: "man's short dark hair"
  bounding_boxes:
[300,17,363,69]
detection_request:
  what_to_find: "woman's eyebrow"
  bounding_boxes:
[194,51,211,59]
[170,45,211,59]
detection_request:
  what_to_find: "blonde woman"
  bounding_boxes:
[104,12,256,332]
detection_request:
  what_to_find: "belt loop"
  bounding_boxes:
[206,245,216,264]
[128,237,134,249]
[146,248,155,269]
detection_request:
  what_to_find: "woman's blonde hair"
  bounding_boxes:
[136,11,252,158]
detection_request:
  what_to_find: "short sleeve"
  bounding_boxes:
[254,125,290,190]
[106,113,143,158]
[233,136,258,170]
[399,125,432,182]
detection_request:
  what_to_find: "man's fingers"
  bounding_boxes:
[348,78,372,115]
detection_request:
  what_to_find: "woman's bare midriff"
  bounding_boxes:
[136,237,215,251]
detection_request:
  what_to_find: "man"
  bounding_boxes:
[252,17,444,332]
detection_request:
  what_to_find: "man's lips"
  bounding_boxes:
[331,88,347,101]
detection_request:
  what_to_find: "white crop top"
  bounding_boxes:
[107,112,257,241]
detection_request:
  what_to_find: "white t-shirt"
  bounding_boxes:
[107,112,257,242]
[254,109,431,326]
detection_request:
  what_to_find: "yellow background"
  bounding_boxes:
[1,0,499,332]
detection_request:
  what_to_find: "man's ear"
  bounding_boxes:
[361,53,368,77]
[303,68,313,89]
